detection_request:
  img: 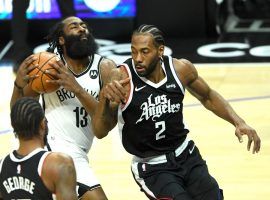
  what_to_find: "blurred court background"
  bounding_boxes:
[0,0,270,199]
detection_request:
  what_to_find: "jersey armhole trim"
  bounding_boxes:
[168,56,185,95]
[38,152,51,177]
[119,63,133,111]
[0,156,6,173]
[97,56,103,89]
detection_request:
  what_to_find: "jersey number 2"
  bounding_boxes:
[155,121,166,140]
[73,107,88,127]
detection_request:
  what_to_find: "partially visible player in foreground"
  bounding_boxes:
[0,97,77,200]
[91,24,261,200]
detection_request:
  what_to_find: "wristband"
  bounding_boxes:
[14,81,24,90]
[14,81,24,96]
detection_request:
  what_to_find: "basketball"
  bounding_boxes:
[28,51,60,94]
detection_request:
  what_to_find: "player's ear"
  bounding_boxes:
[59,36,64,45]
[40,118,47,131]
[158,45,164,57]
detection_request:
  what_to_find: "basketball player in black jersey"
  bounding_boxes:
[91,25,261,200]
[0,97,77,200]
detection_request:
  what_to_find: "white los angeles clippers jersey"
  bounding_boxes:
[42,54,103,152]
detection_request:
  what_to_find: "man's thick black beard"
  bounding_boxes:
[64,34,98,59]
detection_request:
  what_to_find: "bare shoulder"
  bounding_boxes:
[43,152,75,177]
[47,152,74,166]
[173,58,196,72]
[99,57,117,84]
[172,58,198,86]
[40,152,75,193]
[100,57,117,71]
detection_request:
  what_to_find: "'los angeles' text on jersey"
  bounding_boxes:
[136,94,181,124]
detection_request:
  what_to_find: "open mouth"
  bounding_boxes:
[135,65,145,73]
[80,35,88,41]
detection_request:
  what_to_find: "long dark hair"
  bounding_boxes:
[45,19,66,59]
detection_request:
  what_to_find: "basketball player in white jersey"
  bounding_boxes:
[91,25,261,200]
[10,16,116,200]
[0,97,77,200]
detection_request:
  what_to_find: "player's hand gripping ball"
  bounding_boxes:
[28,52,60,93]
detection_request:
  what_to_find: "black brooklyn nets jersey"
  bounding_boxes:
[119,55,189,158]
[0,148,53,199]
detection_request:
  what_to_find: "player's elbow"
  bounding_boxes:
[92,125,109,139]
[92,118,116,139]
[95,134,107,139]
[94,130,109,139]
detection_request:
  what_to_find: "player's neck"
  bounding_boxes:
[147,63,165,83]
[17,139,44,157]
[62,55,92,75]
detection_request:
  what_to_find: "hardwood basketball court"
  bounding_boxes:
[0,63,269,199]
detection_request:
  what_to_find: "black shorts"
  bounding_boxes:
[131,140,223,200]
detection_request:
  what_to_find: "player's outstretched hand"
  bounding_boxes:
[103,78,130,104]
[235,123,261,154]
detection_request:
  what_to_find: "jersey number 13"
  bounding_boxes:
[73,107,88,127]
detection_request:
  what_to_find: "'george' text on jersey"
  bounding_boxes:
[3,176,35,194]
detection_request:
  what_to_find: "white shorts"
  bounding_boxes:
[47,133,100,190]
